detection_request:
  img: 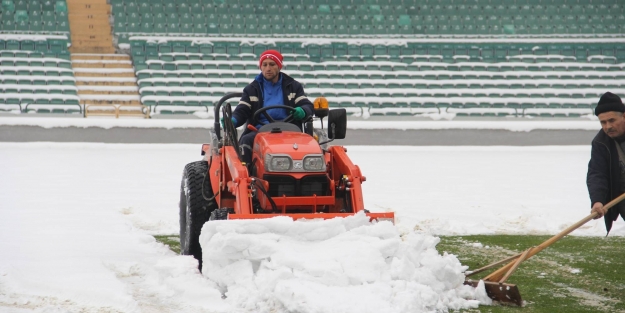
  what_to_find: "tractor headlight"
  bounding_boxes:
[303,155,325,171]
[266,154,293,172]
[265,154,325,172]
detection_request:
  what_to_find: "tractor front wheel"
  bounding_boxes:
[179,161,216,271]
[210,208,231,220]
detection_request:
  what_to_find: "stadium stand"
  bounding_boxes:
[125,37,624,117]
[0,0,149,117]
[0,35,81,113]
[2,0,625,117]
[109,0,624,118]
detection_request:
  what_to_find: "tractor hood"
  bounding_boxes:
[254,132,322,160]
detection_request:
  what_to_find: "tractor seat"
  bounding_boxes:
[258,122,302,133]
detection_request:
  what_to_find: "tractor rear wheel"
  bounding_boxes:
[179,160,216,271]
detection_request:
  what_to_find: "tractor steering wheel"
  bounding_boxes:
[252,105,297,126]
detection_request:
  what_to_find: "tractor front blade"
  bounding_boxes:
[228,212,395,223]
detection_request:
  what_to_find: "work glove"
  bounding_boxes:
[293,107,306,121]
[220,117,237,128]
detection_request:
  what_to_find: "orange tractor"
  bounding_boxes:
[179,93,395,269]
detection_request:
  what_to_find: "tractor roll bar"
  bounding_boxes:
[213,92,243,141]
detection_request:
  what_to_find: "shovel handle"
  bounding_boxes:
[484,211,598,281]
[465,253,524,277]
[499,247,533,283]
[483,191,625,282]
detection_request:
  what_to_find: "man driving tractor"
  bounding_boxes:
[228,49,314,165]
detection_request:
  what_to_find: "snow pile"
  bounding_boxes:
[200,213,488,313]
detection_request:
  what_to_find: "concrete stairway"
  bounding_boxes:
[67,0,116,54]
[72,54,148,118]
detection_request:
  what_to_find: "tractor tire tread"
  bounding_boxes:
[179,160,216,271]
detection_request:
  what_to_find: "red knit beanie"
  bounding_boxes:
[259,50,283,69]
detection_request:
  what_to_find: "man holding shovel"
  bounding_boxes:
[587,92,625,234]
[464,96,625,305]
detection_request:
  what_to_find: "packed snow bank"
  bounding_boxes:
[200,213,489,313]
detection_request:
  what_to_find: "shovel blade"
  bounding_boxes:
[464,279,523,306]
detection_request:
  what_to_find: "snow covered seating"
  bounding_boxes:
[126,38,625,118]
[0,35,78,114]
[108,0,625,117]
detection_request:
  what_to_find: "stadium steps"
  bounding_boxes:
[67,0,115,54]
[72,60,133,68]
[72,53,147,118]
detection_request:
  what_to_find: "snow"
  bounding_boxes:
[141,59,624,70]
[0,142,623,313]
[76,85,138,92]
[135,94,600,117]
[78,95,141,101]
[136,68,625,79]
[72,68,134,73]
[0,57,71,64]
[0,84,77,92]
[0,116,602,131]
[127,36,625,45]
[0,34,68,41]
[0,66,72,74]
[0,93,79,101]
[0,75,75,83]
[75,77,136,83]
[136,77,624,88]
[71,60,133,64]
[200,214,482,312]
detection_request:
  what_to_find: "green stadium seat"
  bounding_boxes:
[14,9,28,22]
[318,4,331,14]
[191,13,205,25]
[153,12,166,24]
[40,10,55,23]
[578,24,593,34]
[2,0,15,12]
[344,24,358,35]
[204,22,217,34]
[297,24,311,35]
[14,20,29,31]
[54,0,66,12]
[397,14,411,27]
[14,0,27,11]
[112,21,126,33]
[139,22,151,33]
[293,5,305,15]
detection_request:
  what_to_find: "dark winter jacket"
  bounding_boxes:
[587,129,625,234]
[232,72,314,136]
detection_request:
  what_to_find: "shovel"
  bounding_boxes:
[464,192,625,306]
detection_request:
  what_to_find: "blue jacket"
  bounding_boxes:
[232,72,314,134]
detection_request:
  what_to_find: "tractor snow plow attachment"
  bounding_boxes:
[179,92,394,270]
[227,212,395,222]
[464,192,625,306]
